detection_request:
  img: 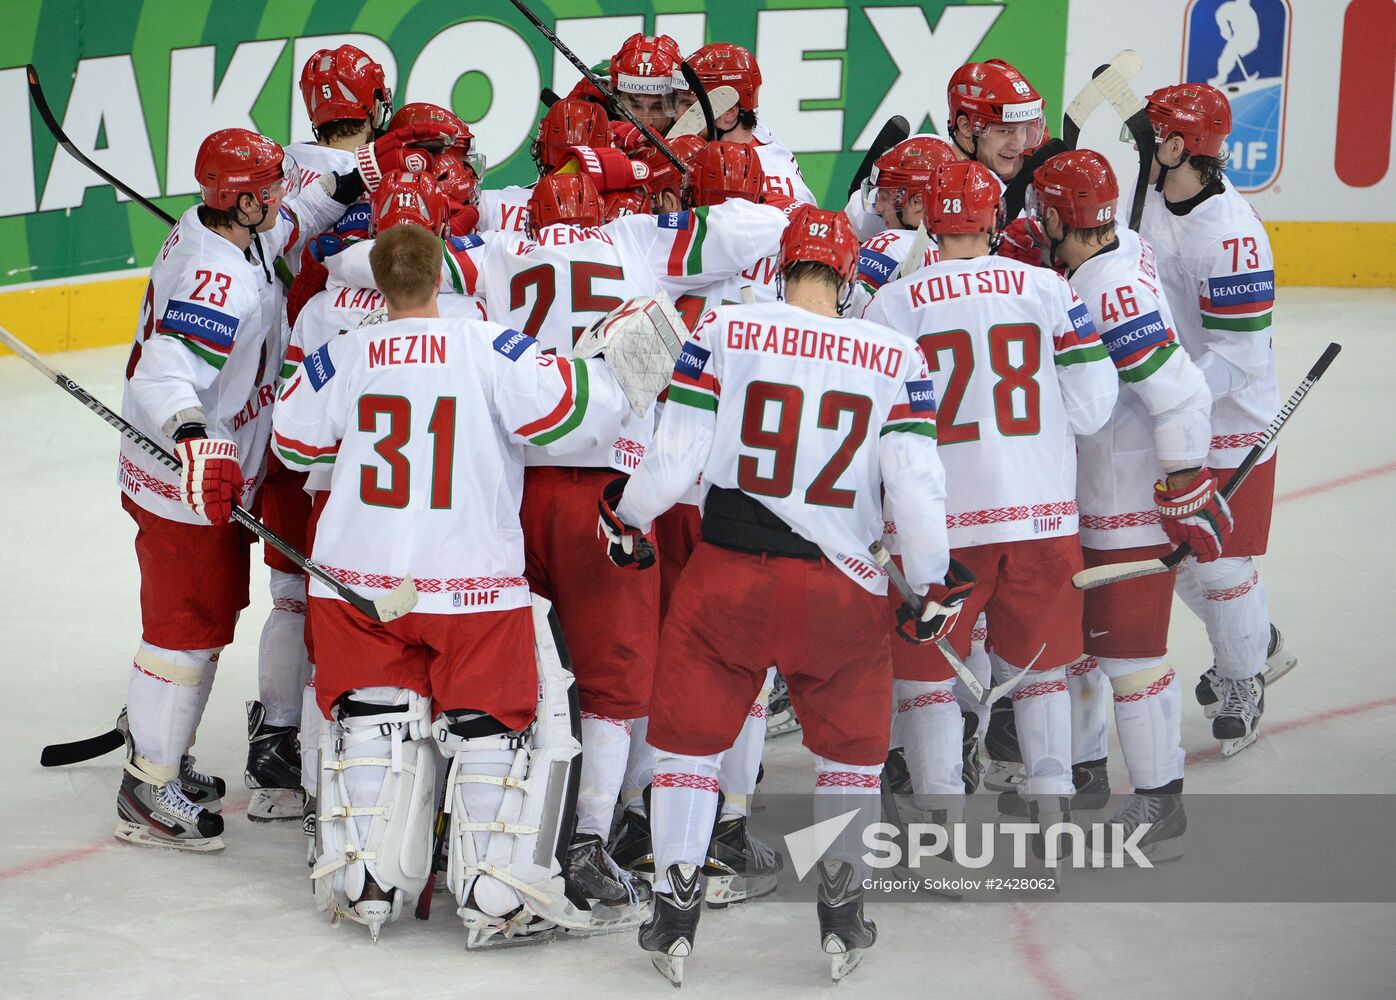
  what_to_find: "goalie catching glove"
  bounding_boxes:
[896,559,976,644]
[1155,468,1233,562]
[597,477,655,571]
[572,292,685,415]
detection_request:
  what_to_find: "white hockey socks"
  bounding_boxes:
[1176,556,1270,680]
[621,716,654,815]
[1102,657,1184,791]
[301,677,324,798]
[125,643,221,782]
[814,757,882,883]
[258,570,311,727]
[718,667,773,820]
[893,679,963,805]
[651,752,721,893]
[576,713,633,838]
[1067,656,1109,765]
[1007,662,1072,798]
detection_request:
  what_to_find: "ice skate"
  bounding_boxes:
[765,674,802,738]
[609,806,655,876]
[459,890,559,950]
[640,863,703,987]
[1261,625,1297,686]
[1195,666,1225,718]
[883,747,912,796]
[1214,674,1264,757]
[704,815,783,907]
[563,833,653,933]
[816,859,876,982]
[999,757,1108,817]
[115,770,224,852]
[1092,790,1186,865]
[178,753,226,812]
[983,697,1024,792]
[244,700,305,821]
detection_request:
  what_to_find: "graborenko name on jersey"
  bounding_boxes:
[725,319,904,377]
[907,268,1028,307]
[366,333,448,369]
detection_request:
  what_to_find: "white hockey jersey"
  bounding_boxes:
[323,233,490,316]
[616,301,950,594]
[750,126,816,207]
[286,141,356,193]
[271,317,631,614]
[1068,228,1213,550]
[865,255,1118,548]
[1141,177,1279,469]
[120,185,347,524]
[479,185,533,235]
[850,227,941,318]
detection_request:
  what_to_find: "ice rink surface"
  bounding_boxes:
[2,287,1394,999]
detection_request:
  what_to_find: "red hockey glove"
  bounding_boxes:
[449,203,480,237]
[557,146,651,193]
[287,252,329,328]
[997,217,1051,268]
[1155,468,1233,562]
[896,559,976,645]
[355,124,454,192]
[176,437,244,525]
[597,477,655,571]
[608,121,645,153]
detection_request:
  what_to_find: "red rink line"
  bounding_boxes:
[1274,460,1396,505]
[0,798,249,882]
[1185,693,1396,765]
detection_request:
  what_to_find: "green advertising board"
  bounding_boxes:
[1,0,1067,288]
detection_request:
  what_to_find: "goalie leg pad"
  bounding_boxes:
[438,596,587,941]
[312,686,437,938]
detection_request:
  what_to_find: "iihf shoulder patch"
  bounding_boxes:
[305,342,336,391]
[492,327,534,361]
[449,234,485,251]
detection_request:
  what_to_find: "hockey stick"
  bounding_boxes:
[540,86,561,108]
[27,64,178,228]
[506,0,686,173]
[848,116,910,197]
[677,61,718,142]
[0,325,417,622]
[897,223,929,280]
[1074,341,1343,590]
[1076,55,1157,229]
[40,707,128,767]
[415,778,451,919]
[667,87,738,141]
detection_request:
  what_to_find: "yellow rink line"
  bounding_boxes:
[1,222,1391,356]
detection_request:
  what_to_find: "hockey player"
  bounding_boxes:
[1140,83,1290,755]
[272,222,666,942]
[947,59,1046,185]
[848,135,955,315]
[289,45,393,192]
[865,161,1118,834]
[610,33,685,133]
[480,97,610,236]
[599,206,956,984]
[673,43,815,207]
[115,124,429,851]
[1033,150,1226,855]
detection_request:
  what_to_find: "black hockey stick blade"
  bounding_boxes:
[539,87,560,109]
[1002,137,1068,222]
[678,61,718,142]
[1124,109,1157,230]
[848,115,910,197]
[506,0,686,173]
[41,727,125,767]
[0,324,417,623]
[27,64,178,228]
[1074,342,1342,589]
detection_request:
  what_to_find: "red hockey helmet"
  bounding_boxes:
[682,43,762,111]
[435,150,479,210]
[532,99,611,174]
[779,205,859,284]
[610,33,682,96]
[370,171,450,236]
[1144,84,1232,158]
[634,135,706,201]
[195,129,293,213]
[298,45,391,132]
[1030,150,1119,229]
[927,160,1001,236]
[947,59,1045,148]
[389,102,483,177]
[685,141,764,207]
[603,189,651,222]
[527,173,604,237]
[863,135,959,211]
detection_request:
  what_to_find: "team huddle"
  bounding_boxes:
[104,30,1292,985]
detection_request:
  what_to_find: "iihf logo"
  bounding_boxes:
[1183,0,1292,191]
